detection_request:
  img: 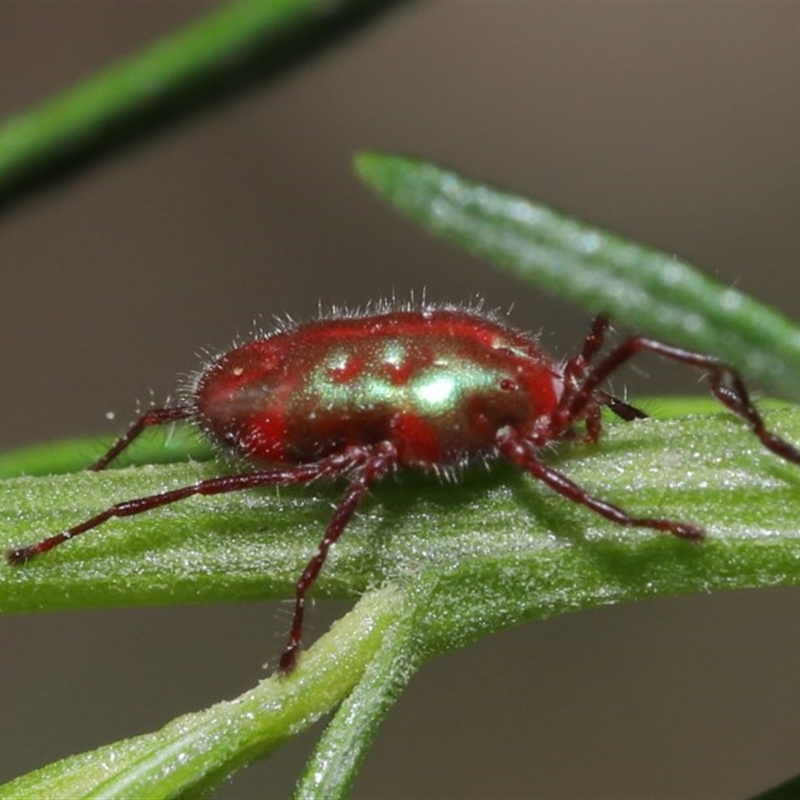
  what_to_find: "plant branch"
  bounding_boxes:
[2,408,800,795]
[0,587,406,799]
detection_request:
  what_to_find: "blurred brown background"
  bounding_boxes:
[2,3,800,798]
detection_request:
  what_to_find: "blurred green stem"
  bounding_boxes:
[0,586,408,800]
[0,0,406,212]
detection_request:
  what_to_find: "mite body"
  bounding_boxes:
[9,307,800,673]
[196,309,564,469]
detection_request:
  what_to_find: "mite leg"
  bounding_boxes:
[561,315,611,391]
[497,427,703,540]
[560,316,612,443]
[7,449,369,564]
[579,391,647,445]
[566,336,800,468]
[91,407,192,471]
[560,316,646,441]
[279,441,397,674]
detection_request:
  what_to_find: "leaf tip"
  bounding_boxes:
[352,150,385,186]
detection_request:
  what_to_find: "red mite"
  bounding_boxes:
[8,306,800,673]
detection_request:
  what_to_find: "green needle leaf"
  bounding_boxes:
[0,587,406,800]
[355,152,800,402]
[0,0,405,211]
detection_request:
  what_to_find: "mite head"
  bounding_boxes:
[192,339,291,460]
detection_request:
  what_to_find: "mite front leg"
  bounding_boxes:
[91,407,192,471]
[559,316,611,404]
[558,317,646,441]
[567,336,800,469]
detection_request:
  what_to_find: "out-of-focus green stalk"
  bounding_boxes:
[0,0,406,210]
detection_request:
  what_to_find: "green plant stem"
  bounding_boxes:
[0,0,405,211]
[294,603,424,799]
[3,410,800,617]
[2,407,800,795]
[0,426,213,479]
[0,587,406,800]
